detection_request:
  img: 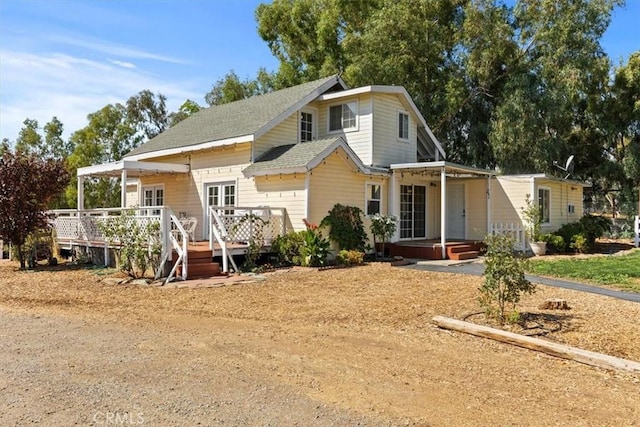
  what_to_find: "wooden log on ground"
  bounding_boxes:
[432,315,640,373]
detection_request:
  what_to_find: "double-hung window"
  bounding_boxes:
[398,112,409,140]
[366,183,381,216]
[329,101,357,132]
[538,187,550,224]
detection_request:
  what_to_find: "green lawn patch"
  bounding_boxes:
[526,250,640,292]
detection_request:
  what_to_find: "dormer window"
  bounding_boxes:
[398,111,409,140]
[300,111,313,142]
[329,101,357,132]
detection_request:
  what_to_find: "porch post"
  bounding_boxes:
[77,175,85,210]
[389,170,399,241]
[440,166,447,259]
[120,169,127,208]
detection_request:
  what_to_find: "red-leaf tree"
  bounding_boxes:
[0,149,70,269]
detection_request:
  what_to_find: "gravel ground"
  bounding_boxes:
[1,261,639,426]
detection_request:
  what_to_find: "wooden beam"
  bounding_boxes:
[432,315,640,373]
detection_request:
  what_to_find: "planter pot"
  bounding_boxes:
[529,241,547,256]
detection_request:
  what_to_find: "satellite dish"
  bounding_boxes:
[553,155,575,179]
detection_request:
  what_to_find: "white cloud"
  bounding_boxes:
[0,49,201,142]
[110,59,137,69]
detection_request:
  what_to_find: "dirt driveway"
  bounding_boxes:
[1,262,639,426]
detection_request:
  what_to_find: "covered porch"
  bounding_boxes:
[389,161,496,260]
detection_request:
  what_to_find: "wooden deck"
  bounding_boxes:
[388,239,485,260]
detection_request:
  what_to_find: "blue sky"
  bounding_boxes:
[0,0,638,143]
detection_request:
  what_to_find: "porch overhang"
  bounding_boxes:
[77,160,190,178]
[76,160,190,209]
[389,161,495,260]
[390,161,495,177]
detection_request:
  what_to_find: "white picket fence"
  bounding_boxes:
[489,222,527,251]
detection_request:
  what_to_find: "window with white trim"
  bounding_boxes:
[366,183,381,215]
[398,112,409,140]
[300,111,313,142]
[538,187,550,224]
[329,101,357,132]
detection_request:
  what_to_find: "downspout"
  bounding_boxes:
[440,165,447,259]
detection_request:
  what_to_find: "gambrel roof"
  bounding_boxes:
[125,75,347,160]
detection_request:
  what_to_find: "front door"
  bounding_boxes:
[446,183,465,239]
[400,184,426,239]
[141,186,164,215]
[204,182,236,237]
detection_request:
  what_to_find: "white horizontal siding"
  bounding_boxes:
[373,93,417,166]
[253,113,298,159]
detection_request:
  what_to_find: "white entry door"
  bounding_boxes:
[204,182,236,237]
[446,183,465,239]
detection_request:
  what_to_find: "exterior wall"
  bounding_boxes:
[492,176,585,233]
[253,113,298,159]
[125,184,138,208]
[308,151,387,245]
[313,93,374,165]
[251,174,306,231]
[372,93,418,167]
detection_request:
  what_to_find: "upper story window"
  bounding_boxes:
[329,101,357,132]
[300,111,314,142]
[398,111,409,140]
[538,187,550,224]
[366,183,381,215]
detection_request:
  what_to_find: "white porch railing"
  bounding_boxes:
[489,222,527,251]
[635,215,639,248]
[48,207,188,283]
[208,206,291,273]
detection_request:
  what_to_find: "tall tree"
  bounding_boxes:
[0,149,70,269]
[126,90,169,139]
[14,119,43,155]
[168,99,202,127]
[204,68,277,106]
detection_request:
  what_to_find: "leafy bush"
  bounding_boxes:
[480,233,535,325]
[553,215,611,253]
[99,209,162,279]
[370,214,397,260]
[300,227,330,267]
[337,249,365,266]
[541,233,565,253]
[271,231,306,266]
[320,204,367,251]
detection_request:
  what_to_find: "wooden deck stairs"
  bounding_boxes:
[446,244,480,261]
[175,244,226,280]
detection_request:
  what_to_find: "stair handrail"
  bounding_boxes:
[209,206,230,273]
[161,212,189,283]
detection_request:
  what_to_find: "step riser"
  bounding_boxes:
[447,245,473,254]
[449,251,479,260]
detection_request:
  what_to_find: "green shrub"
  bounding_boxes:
[320,204,367,251]
[337,249,365,266]
[542,233,565,253]
[480,233,535,325]
[300,227,330,267]
[271,231,306,266]
[553,215,611,253]
[370,214,397,260]
[99,209,162,279]
[570,233,589,253]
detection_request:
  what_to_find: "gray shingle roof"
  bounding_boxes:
[125,75,342,158]
[242,137,342,176]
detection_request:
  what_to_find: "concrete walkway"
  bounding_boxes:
[400,259,640,303]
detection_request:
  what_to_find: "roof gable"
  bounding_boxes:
[125,75,346,160]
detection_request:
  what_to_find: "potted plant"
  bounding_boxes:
[522,194,547,256]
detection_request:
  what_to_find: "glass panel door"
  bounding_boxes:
[142,186,163,215]
[400,185,413,239]
[413,185,426,238]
